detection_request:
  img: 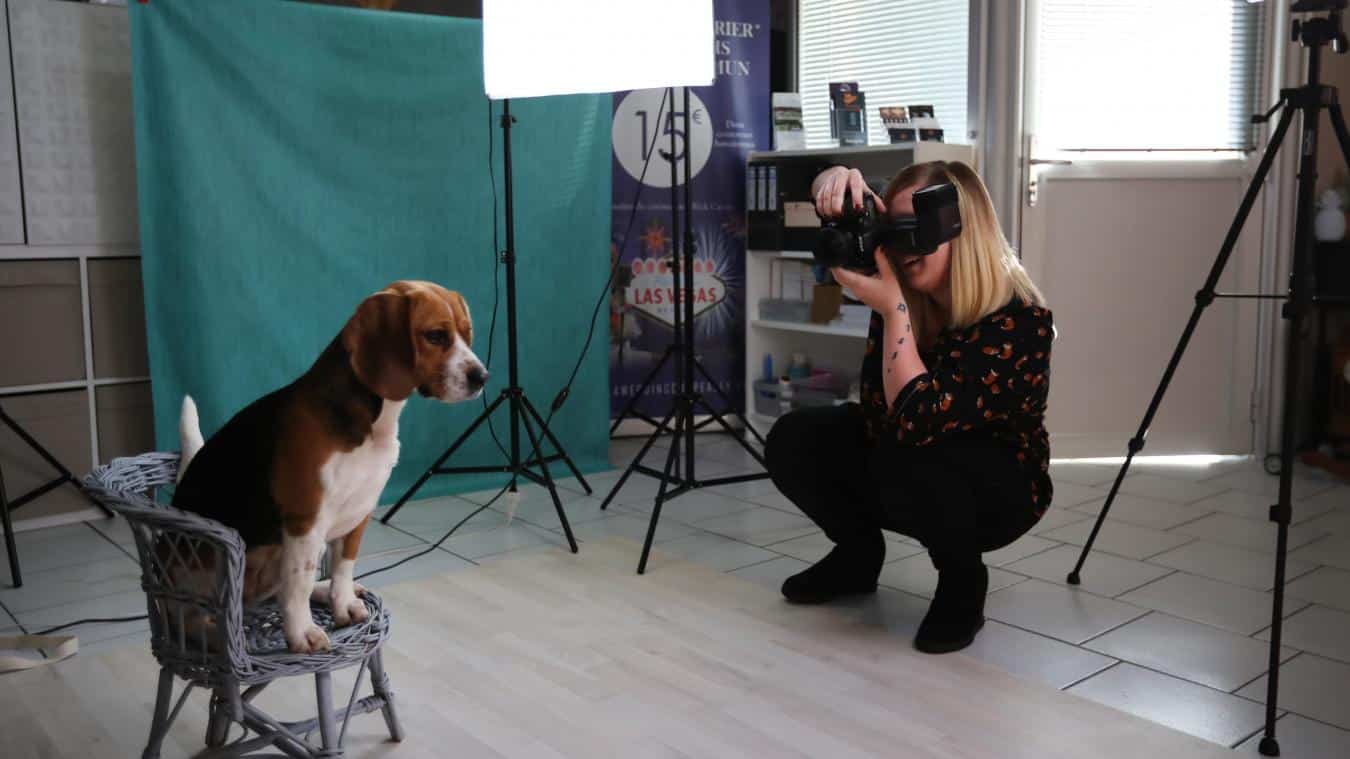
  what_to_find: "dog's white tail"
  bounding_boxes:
[178,395,204,483]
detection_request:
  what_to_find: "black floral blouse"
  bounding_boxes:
[860,298,1055,514]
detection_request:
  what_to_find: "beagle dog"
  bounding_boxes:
[172,281,487,653]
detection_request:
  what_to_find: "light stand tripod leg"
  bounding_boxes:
[1329,104,1350,172]
[609,344,675,435]
[637,405,686,575]
[519,406,579,553]
[694,396,768,469]
[1066,103,1298,586]
[0,405,112,518]
[693,360,768,446]
[381,392,507,525]
[600,404,679,511]
[521,394,592,495]
[0,465,20,587]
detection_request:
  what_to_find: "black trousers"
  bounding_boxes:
[765,405,1040,570]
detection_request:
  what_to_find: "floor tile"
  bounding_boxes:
[375,496,503,541]
[1067,662,1267,746]
[87,515,137,548]
[1049,480,1110,508]
[352,519,428,556]
[1171,513,1330,555]
[876,553,1024,599]
[647,532,779,572]
[705,477,785,503]
[0,556,141,614]
[1189,489,1338,525]
[1290,534,1350,572]
[1041,517,1193,560]
[1297,508,1350,537]
[1083,612,1297,692]
[1029,506,1093,535]
[0,523,128,580]
[75,628,153,658]
[984,534,1060,567]
[1286,567,1350,613]
[961,620,1117,690]
[728,556,811,590]
[579,469,680,507]
[1070,493,1213,530]
[1235,714,1350,758]
[1204,468,1338,502]
[827,586,933,641]
[1118,572,1291,635]
[438,522,570,561]
[1004,544,1173,598]
[983,579,1147,644]
[560,513,700,546]
[620,488,761,525]
[1149,540,1318,592]
[491,492,614,530]
[692,507,818,547]
[354,545,476,589]
[14,590,151,645]
[1117,473,1230,505]
[1257,605,1350,664]
[1238,654,1350,731]
[763,531,926,564]
[735,489,803,515]
[1293,486,1350,517]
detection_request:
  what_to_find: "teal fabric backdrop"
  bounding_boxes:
[130,0,611,502]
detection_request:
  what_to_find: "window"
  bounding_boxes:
[1033,0,1264,153]
[798,0,969,149]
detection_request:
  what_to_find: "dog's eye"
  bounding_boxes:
[424,329,451,347]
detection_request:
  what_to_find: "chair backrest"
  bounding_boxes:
[84,453,254,684]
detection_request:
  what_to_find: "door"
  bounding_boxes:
[1017,0,1268,458]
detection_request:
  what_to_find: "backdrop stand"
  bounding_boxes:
[600,87,771,574]
[0,399,113,588]
[1064,2,1350,754]
[379,100,588,552]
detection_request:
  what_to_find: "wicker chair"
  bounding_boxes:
[84,453,404,759]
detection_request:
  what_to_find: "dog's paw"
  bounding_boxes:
[285,622,331,654]
[333,595,369,627]
[352,581,368,598]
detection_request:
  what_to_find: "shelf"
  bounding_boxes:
[751,319,868,338]
[749,249,815,260]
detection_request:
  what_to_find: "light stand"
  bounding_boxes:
[0,399,114,587]
[379,99,590,552]
[1064,2,1350,754]
[602,87,772,574]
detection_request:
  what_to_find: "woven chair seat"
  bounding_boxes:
[242,595,389,668]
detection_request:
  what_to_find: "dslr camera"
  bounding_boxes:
[812,183,962,274]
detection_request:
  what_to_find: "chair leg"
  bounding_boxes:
[368,650,404,742]
[205,689,231,748]
[142,668,174,759]
[0,465,21,588]
[314,671,341,756]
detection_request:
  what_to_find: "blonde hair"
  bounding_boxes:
[882,160,1045,349]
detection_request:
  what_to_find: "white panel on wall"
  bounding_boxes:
[0,5,24,243]
[8,0,137,245]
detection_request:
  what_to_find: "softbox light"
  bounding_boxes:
[483,0,715,99]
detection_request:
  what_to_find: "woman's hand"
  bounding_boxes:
[831,248,906,316]
[812,166,886,219]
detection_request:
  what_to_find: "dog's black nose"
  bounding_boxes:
[467,366,488,390]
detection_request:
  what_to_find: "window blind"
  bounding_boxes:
[798,0,970,149]
[1034,0,1265,152]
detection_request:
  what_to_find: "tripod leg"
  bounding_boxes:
[694,360,768,446]
[0,465,20,588]
[0,406,113,518]
[521,395,593,495]
[1067,103,1298,586]
[638,405,685,575]
[381,393,507,525]
[694,396,768,468]
[601,404,677,511]
[1328,104,1350,176]
[519,409,578,553]
[609,345,675,435]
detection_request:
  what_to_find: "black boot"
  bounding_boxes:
[914,556,988,654]
[781,533,884,605]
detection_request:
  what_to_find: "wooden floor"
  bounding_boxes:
[2,538,1233,759]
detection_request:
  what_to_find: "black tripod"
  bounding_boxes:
[379,100,589,552]
[602,87,771,574]
[1066,2,1350,754]
[0,399,113,587]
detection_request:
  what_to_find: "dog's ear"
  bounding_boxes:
[343,292,417,401]
[443,290,473,346]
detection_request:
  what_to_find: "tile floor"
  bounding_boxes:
[3,435,1348,756]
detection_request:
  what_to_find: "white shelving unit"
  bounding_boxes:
[743,142,975,436]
